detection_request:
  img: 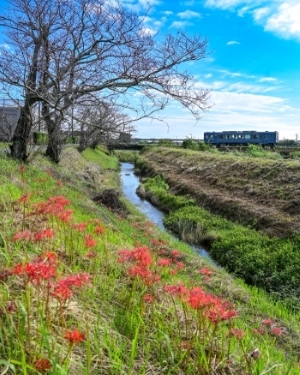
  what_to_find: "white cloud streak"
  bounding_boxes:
[204,0,300,41]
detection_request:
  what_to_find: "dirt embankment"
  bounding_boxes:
[140,148,300,238]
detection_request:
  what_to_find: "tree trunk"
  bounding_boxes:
[43,103,62,163]
[10,104,32,161]
[45,121,62,163]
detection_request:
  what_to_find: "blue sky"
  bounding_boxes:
[124,0,300,140]
[0,0,299,140]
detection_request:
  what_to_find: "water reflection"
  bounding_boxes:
[120,162,216,264]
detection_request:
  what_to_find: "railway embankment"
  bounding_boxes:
[138,147,300,238]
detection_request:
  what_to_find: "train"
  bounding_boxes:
[203,131,278,148]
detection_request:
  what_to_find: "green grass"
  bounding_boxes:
[0,148,300,374]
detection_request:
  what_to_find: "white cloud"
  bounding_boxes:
[170,21,193,28]
[264,2,300,40]
[259,77,278,82]
[0,43,10,50]
[177,10,202,19]
[140,27,157,36]
[204,1,300,41]
[226,40,240,45]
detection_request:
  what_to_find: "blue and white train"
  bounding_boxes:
[204,131,278,148]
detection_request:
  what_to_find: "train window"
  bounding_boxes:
[245,134,251,140]
[218,135,223,139]
[264,134,268,139]
[253,135,258,139]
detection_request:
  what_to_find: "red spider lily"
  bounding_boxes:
[150,238,167,247]
[175,261,185,270]
[252,327,266,335]
[271,326,284,336]
[198,267,213,276]
[11,262,57,284]
[32,196,71,217]
[52,283,73,300]
[157,258,172,267]
[64,330,85,345]
[129,265,152,279]
[84,234,97,248]
[229,328,245,339]
[34,228,54,242]
[95,225,105,235]
[206,302,238,323]
[73,222,87,232]
[38,251,57,264]
[13,230,32,241]
[164,282,189,298]
[128,265,160,285]
[143,294,154,303]
[188,287,216,310]
[20,165,25,174]
[18,193,31,203]
[118,247,152,267]
[52,272,90,301]
[33,358,52,372]
[171,250,181,258]
[262,318,273,326]
[169,269,177,275]
[55,209,73,222]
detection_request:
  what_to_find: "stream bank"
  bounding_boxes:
[135,147,300,309]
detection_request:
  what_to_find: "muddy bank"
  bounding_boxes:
[139,148,300,238]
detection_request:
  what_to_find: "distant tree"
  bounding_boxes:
[76,99,133,152]
[0,0,211,162]
[278,139,297,147]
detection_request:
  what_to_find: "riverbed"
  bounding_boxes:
[120,162,216,264]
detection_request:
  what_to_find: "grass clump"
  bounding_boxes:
[0,148,300,374]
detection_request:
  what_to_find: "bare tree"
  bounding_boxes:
[0,0,211,162]
[75,99,133,152]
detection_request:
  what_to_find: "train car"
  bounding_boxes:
[203,131,278,148]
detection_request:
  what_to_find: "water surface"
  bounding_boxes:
[120,162,216,264]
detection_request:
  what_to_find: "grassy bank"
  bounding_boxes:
[0,147,300,374]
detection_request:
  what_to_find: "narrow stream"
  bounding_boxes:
[120,162,216,265]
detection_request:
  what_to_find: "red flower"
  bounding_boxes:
[34,228,54,242]
[262,318,273,326]
[118,247,152,267]
[95,225,105,235]
[143,294,154,303]
[164,282,189,298]
[157,258,171,267]
[229,328,245,339]
[84,234,97,248]
[64,330,85,344]
[11,262,56,283]
[73,222,87,232]
[18,193,30,203]
[271,326,284,336]
[33,358,52,372]
[171,250,181,258]
[13,230,32,241]
[198,267,213,276]
[52,272,90,301]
